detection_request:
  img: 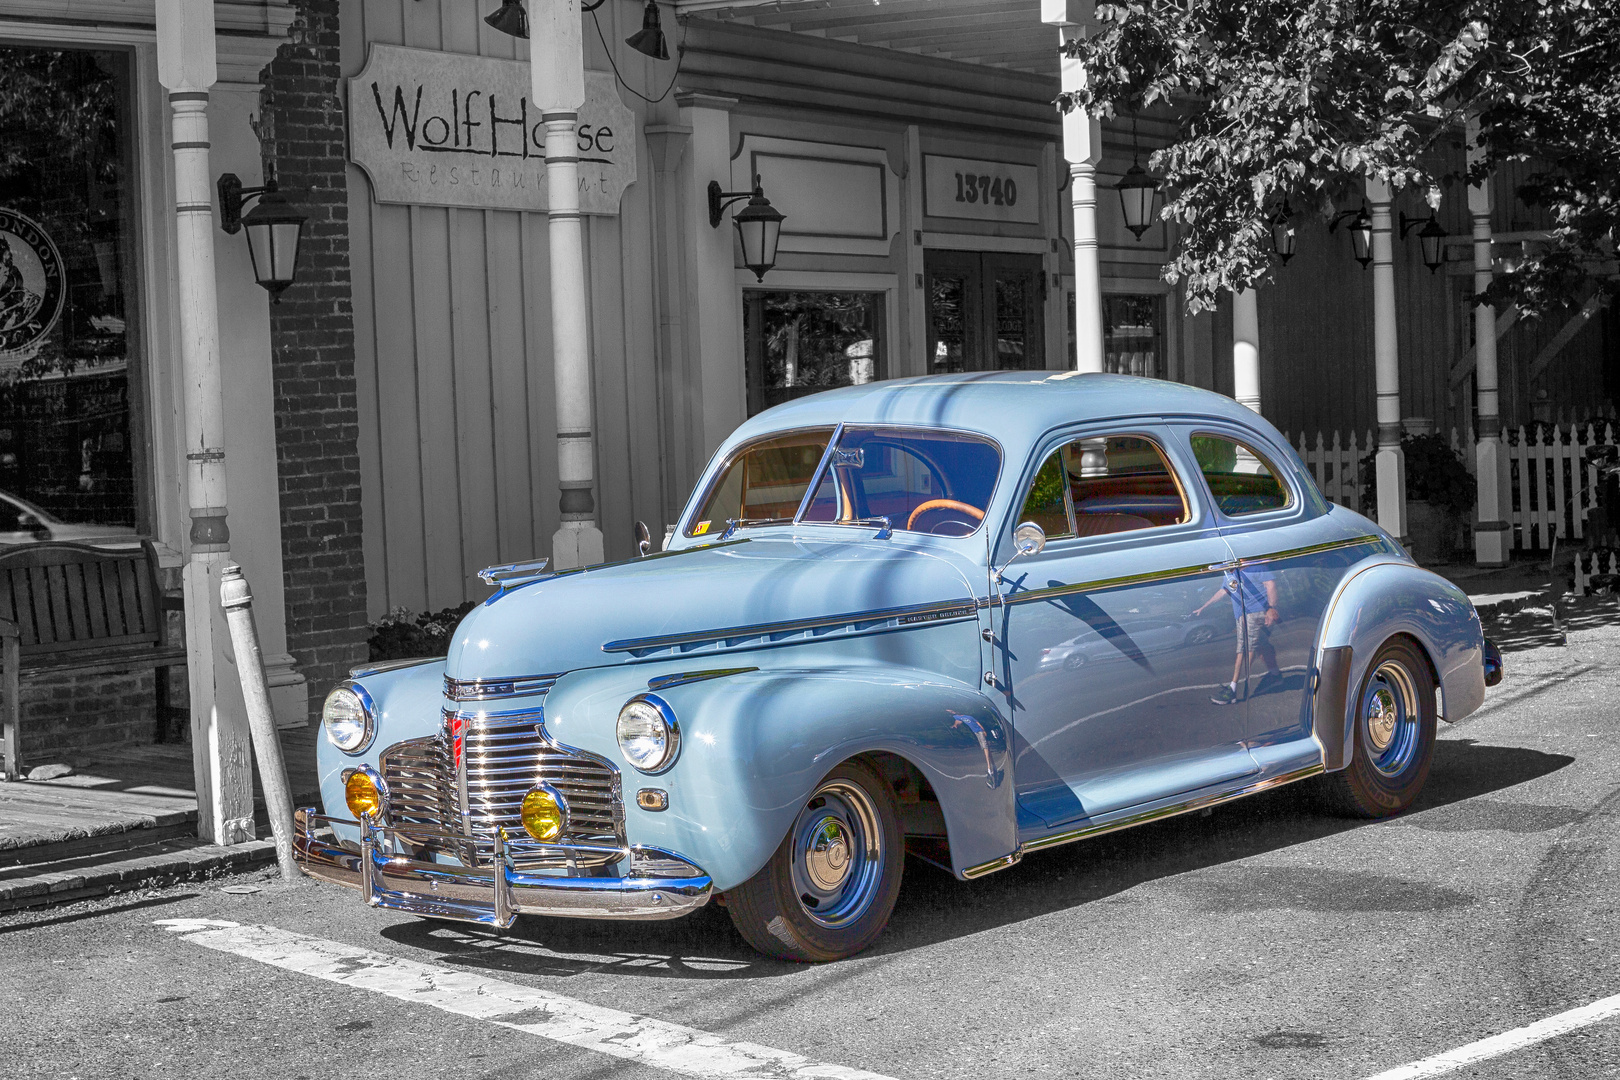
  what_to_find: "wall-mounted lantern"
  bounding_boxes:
[1269,200,1298,264]
[708,180,785,282]
[626,1,670,60]
[484,0,528,38]
[1115,163,1162,241]
[1329,204,1374,268]
[217,174,307,302]
[1400,211,1449,274]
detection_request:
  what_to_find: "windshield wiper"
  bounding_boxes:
[719,517,793,540]
[812,515,892,540]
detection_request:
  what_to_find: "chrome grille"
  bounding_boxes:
[379,735,459,828]
[379,735,471,861]
[461,709,625,870]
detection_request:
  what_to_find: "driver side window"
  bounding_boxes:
[1017,434,1189,541]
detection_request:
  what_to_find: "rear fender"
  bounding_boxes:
[542,664,1017,890]
[1312,557,1485,770]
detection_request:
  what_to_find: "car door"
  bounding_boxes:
[996,425,1256,830]
[1177,425,1370,768]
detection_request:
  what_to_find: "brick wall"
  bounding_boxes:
[261,0,369,719]
[20,671,162,764]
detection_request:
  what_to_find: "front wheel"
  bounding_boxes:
[726,759,904,962]
[1324,636,1437,818]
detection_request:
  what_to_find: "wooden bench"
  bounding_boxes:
[0,541,186,781]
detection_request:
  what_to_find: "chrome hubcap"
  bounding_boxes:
[1366,687,1398,752]
[804,819,852,891]
[789,780,883,929]
[1362,659,1420,777]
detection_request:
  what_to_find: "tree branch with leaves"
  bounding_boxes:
[1057,1,1618,315]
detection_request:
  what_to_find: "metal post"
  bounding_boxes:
[1468,116,1510,566]
[1366,177,1408,544]
[219,565,298,880]
[532,0,604,570]
[156,0,255,845]
[1232,289,1262,414]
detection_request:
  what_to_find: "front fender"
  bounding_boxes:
[543,663,1017,890]
[315,658,447,846]
[1313,557,1485,769]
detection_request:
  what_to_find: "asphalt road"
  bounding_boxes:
[4,601,1617,1080]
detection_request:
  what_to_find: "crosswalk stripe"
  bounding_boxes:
[1361,990,1620,1080]
[157,919,897,1080]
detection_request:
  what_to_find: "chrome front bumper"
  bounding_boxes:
[293,807,713,928]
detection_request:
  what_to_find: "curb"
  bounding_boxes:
[1469,590,1550,620]
[0,838,277,913]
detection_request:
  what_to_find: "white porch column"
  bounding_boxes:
[1046,1,1103,371]
[532,0,603,569]
[155,0,254,845]
[1232,288,1262,414]
[1468,118,1510,566]
[675,91,745,466]
[1366,178,1407,542]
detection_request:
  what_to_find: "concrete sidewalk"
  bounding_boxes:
[0,726,319,912]
[1432,557,1562,618]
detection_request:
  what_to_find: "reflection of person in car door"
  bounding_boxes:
[1194,566,1280,705]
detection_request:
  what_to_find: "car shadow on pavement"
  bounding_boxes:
[878,737,1574,954]
[379,738,1571,977]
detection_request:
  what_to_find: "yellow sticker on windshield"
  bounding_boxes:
[693,520,711,535]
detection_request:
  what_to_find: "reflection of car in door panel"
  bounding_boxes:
[296,372,1498,963]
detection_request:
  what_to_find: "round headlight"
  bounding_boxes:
[322,683,373,753]
[616,695,679,774]
[520,786,567,842]
[344,768,383,820]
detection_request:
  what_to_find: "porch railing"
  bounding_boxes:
[1288,422,1619,554]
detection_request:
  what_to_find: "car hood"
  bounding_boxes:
[443,536,982,680]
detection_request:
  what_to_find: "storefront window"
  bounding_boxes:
[743,291,885,417]
[1103,294,1163,379]
[0,45,141,546]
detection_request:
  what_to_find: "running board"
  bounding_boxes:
[961,762,1326,879]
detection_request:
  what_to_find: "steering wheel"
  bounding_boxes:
[906,499,986,532]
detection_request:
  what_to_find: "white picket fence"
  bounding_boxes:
[1291,422,1620,553]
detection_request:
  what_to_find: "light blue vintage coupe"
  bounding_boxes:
[295,373,1502,961]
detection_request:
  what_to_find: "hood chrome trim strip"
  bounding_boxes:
[602,597,981,655]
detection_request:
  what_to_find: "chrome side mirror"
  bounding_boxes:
[1013,521,1046,557]
[995,521,1046,583]
[634,520,652,557]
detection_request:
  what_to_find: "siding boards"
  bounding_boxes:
[348,0,654,617]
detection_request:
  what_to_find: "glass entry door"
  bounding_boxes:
[925,250,1045,373]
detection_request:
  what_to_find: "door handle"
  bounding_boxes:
[1209,560,1240,572]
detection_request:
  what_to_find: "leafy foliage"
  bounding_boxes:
[367,602,477,662]
[1057,2,1620,314]
[1359,433,1477,517]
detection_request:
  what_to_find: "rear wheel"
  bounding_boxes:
[726,759,904,962]
[1325,636,1437,818]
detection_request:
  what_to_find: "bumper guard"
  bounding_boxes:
[293,807,713,928]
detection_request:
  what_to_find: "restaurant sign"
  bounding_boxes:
[348,44,637,215]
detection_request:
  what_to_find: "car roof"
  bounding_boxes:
[725,372,1277,449]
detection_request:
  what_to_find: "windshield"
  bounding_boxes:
[687,426,1000,538]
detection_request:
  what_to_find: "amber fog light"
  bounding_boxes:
[344,769,383,820]
[520,786,567,842]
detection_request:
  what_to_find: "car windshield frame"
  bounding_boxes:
[686,422,1003,540]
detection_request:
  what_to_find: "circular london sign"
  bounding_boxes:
[0,208,66,359]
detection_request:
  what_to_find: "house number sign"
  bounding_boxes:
[348,44,637,215]
[922,154,1040,225]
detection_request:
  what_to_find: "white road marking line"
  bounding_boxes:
[156,919,895,1080]
[1362,990,1620,1080]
